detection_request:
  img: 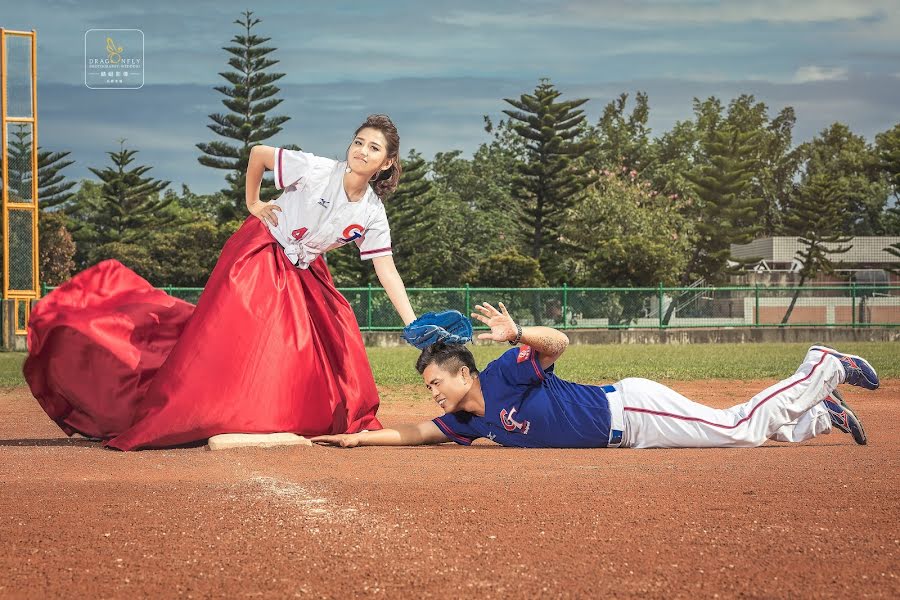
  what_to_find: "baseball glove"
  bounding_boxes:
[402,310,473,349]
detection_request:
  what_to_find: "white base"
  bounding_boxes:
[207,432,313,451]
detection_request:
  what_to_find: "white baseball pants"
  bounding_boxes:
[610,347,842,449]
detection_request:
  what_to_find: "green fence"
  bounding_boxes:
[41,283,900,330]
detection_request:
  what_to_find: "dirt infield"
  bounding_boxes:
[1,381,898,599]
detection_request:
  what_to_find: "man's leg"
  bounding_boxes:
[619,347,845,449]
[769,403,832,443]
[770,388,867,445]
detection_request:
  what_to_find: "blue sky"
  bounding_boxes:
[5,0,900,194]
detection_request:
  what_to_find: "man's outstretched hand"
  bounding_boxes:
[311,434,360,448]
[470,302,518,343]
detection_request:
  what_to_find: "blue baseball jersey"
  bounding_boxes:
[432,346,613,448]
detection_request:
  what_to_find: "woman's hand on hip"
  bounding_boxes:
[248,199,282,227]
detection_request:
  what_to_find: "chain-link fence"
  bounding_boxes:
[8,210,34,292]
[2,29,40,331]
[41,284,900,329]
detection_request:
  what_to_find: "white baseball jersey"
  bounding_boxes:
[267,148,393,269]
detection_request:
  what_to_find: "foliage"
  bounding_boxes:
[503,78,593,284]
[794,123,889,235]
[590,91,653,174]
[27,61,900,291]
[38,211,76,286]
[877,123,900,196]
[721,95,798,236]
[329,140,524,288]
[66,143,175,268]
[38,149,79,212]
[562,170,692,287]
[686,126,761,278]
[328,150,435,287]
[465,249,547,288]
[779,174,853,323]
[196,10,297,222]
[874,123,900,270]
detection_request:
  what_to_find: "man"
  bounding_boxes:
[313,302,875,449]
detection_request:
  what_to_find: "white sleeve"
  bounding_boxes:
[273,149,335,190]
[357,205,393,261]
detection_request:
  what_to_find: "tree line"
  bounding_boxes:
[3,11,899,298]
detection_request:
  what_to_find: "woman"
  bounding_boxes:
[25,114,416,450]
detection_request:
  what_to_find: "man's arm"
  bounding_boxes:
[471,302,569,370]
[518,325,569,370]
[311,420,449,447]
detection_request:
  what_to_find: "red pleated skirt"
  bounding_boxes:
[24,217,382,450]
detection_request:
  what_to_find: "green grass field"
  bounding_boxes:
[366,342,900,384]
[4,342,897,390]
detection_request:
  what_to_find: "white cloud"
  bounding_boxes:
[438,0,898,28]
[792,66,849,83]
[36,70,900,194]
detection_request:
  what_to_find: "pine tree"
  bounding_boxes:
[2,124,78,210]
[881,123,900,267]
[686,127,762,279]
[780,174,852,323]
[884,216,900,275]
[387,151,431,231]
[661,125,761,325]
[5,123,34,202]
[875,124,900,270]
[876,123,900,194]
[1,126,78,288]
[327,151,433,287]
[502,79,592,284]
[416,147,521,286]
[591,91,652,174]
[38,149,78,211]
[197,10,295,222]
[385,150,432,273]
[75,141,174,248]
[0,126,35,292]
[801,123,887,235]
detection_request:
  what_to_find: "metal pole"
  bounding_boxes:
[658,283,664,330]
[464,284,470,319]
[2,28,9,301]
[562,283,568,329]
[31,30,39,301]
[754,284,760,327]
[366,283,373,330]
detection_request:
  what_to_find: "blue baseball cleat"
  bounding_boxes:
[823,389,867,445]
[809,346,879,390]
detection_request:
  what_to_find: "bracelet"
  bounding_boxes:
[508,323,523,346]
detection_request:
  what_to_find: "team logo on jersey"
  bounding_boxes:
[317,197,330,208]
[499,407,531,434]
[291,227,308,241]
[340,224,364,243]
[517,346,532,363]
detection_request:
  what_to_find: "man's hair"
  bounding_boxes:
[415,342,479,376]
